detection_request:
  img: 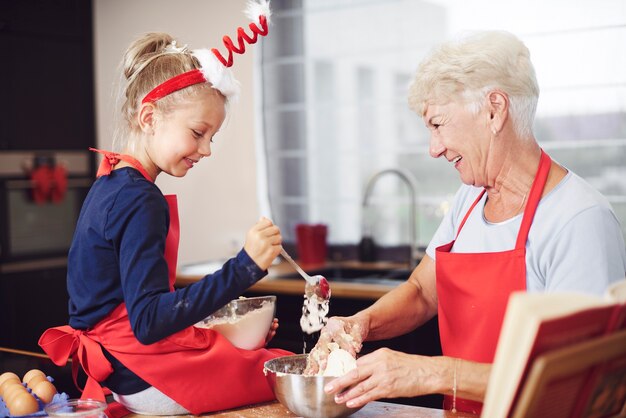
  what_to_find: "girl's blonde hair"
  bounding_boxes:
[408,31,539,138]
[113,32,221,151]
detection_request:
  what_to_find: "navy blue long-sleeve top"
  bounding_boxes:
[67,167,266,393]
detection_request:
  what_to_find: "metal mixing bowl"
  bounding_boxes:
[264,354,364,418]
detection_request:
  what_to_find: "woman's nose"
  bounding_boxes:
[429,135,445,158]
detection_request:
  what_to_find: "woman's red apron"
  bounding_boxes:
[436,150,551,414]
[39,149,291,415]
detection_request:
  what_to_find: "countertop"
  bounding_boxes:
[176,260,410,300]
[125,400,476,417]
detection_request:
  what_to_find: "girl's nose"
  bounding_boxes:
[198,139,212,157]
[429,135,446,158]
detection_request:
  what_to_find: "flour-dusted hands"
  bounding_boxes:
[324,349,443,409]
[304,316,368,375]
[244,217,282,271]
[322,317,366,356]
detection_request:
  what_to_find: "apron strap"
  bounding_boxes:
[89,148,154,182]
[454,189,486,240]
[454,150,551,247]
[515,149,551,249]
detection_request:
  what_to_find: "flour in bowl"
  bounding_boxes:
[195,301,274,350]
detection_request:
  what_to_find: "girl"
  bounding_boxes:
[39,7,291,415]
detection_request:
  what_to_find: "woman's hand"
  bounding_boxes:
[322,316,368,355]
[265,318,279,345]
[324,349,443,408]
[305,315,370,375]
[244,217,282,271]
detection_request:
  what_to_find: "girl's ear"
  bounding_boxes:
[138,103,156,134]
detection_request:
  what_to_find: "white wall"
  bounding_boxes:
[94,0,261,265]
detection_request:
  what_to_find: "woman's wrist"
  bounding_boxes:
[351,311,371,342]
[428,356,456,395]
[436,357,490,402]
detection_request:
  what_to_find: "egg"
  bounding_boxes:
[0,378,21,396]
[32,379,57,404]
[22,369,46,384]
[0,372,20,388]
[26,374,47,389]
[8,391,39,416]
[2,382,27,405]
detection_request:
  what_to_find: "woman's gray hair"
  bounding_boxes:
[408,31,539,138]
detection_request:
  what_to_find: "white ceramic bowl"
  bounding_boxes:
[195,295,276,350]
[264,354,364,418]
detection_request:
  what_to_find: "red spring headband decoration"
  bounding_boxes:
[142,0,271,104]
[211,14,268,67]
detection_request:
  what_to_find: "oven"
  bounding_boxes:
[0,151,94,351]
[0,151,94,271]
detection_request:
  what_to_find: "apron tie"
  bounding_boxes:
[89,148,154,181]
[89,148,122,177]
[39,326,113,402]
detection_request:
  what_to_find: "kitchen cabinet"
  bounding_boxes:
[242,289,444,409]
[0,266,69,352]
[0,0,94,150]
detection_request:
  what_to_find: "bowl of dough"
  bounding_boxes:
[195,295,276,350]
[264,348,363,418]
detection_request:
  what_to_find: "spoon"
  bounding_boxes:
[280,248,331,299]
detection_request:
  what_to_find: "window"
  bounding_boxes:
[259,0,626,251]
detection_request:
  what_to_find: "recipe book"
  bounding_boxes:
[481,279,626,418]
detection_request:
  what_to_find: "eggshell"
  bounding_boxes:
[2,382,27,405]
[0,372,20,388]
[0,378,21,396]
[22,369,46,384]
[8,391,39,416]
[32,379,57,403]
[26,374,47,389]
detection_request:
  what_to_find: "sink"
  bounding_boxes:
[275,265,412,284]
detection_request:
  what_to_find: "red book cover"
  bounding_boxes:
[482,280,626,418]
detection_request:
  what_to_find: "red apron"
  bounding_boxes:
[436,150,551,414]
[39,149,291,415]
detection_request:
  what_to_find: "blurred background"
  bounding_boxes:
[1,0,625,353]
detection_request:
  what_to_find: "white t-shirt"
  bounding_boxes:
[426,171,626,296]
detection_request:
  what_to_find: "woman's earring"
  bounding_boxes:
[492,127,497,135]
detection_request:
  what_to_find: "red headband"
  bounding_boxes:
[141,2,270,104]
[142,69,206,104]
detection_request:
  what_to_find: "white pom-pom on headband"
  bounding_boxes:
[192,49,241,103]
[141,0,271,105]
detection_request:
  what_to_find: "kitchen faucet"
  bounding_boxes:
[360,168,419,268]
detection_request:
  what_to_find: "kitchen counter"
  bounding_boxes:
[125,400,476,417]
[176,260,409,300]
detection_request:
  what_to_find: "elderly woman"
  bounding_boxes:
[322,30,626,414]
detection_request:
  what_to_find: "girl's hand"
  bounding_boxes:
[244,217,282,271]
[265,318,279,345]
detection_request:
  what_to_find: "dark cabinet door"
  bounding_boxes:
[0,0,94,151]
[0,266,69,352]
